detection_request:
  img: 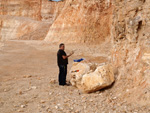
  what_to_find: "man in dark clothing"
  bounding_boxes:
[57,43,74,86]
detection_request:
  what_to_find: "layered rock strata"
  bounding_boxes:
[45,0,113,44]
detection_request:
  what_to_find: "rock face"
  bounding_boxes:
[0,0,65,22]
[70,63,115,93]
[0,0,65,40]
[112,0,150,85]
[45,0,113,44]
[0,0,113,45]
[41,0,66,22]
[0,0,42,20]
[0,15,50,40]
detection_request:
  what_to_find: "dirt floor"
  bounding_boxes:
[0,40,150,113]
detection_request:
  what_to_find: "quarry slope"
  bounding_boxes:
[0,0,150,112]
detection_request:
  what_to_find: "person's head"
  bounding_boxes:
[59,43,65,50]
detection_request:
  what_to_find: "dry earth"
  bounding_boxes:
[0,40,150,113]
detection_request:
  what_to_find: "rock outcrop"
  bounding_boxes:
[0,15,50,40]
[45,0,113,44]
[0,0,113,45]
[0,0,65,40]
[112,0,150,85]
[0,0,65,22]
[0,0,42,20]
[70,62,114,93]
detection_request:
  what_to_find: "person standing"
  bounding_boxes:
[57,43,74,86]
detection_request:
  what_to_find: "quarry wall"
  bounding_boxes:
[112,0,150,86]
[0,0,149,89]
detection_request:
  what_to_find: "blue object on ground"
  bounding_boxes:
[74,58,84,62]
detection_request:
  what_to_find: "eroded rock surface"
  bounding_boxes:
[0,0,65,22]
[0,15,50,40]
[45,0,113,44]
[112,0,150,85]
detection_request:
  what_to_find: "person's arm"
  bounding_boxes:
[62,51,74,59]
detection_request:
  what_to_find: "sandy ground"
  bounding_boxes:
[0,40,150,113]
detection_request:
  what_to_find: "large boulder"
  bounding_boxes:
[70,62,115,93]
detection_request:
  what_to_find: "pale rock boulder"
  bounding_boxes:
[70,63,115,93]
[70,62,90,87]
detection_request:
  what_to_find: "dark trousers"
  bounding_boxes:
[58,65,67,85]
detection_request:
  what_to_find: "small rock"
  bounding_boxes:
[41,105,46,108]
[50,79,56,84]
[4,89,7,92]
[23,75,32,78]
[40,100,46,103]
[19,91,23,95]
[55,106,58,109]
[20,105,26,108]
[33,95,38,98]
[126,89,129,92]
[14,105,19,107]
[75,110,80,113]
[31,86,37,89]
[89,99,93,102]
[113,97,117,100]
[49,92,52,95]
[17,109,24,112]
[37,77,41,80]
[46,107,51,112]
[99,93,102,96]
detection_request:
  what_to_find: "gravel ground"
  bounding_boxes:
[0,40,150,113]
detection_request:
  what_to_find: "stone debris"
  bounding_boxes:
[40,100,46,103]
[50,79,56,84]
[49,92,53,95]
[70,62,115,93]
[46,107,51,112]
[55,105,58,109]
[17,109,24,112]
[19,91,23,95]
[23,75,32,78]
[4,89,7,92]
[20,105,26,108]
[31,86,37,89]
